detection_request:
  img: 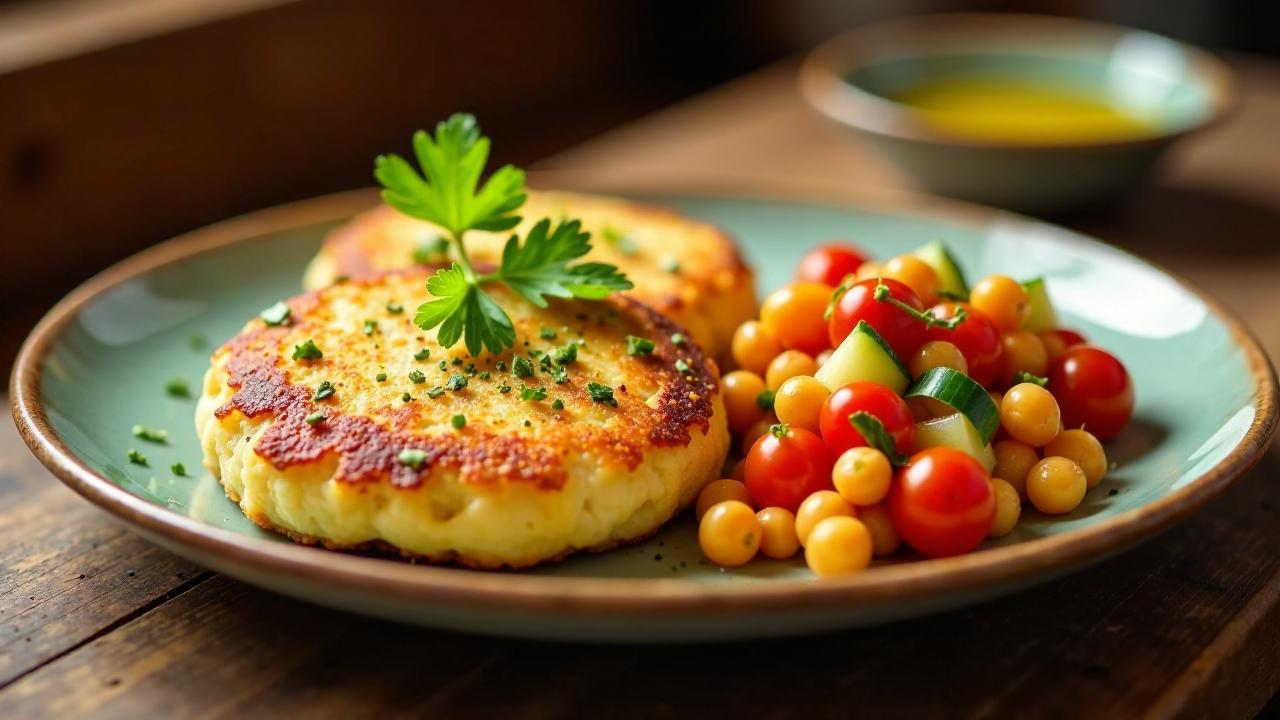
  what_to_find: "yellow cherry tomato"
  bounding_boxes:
[756,507,801,559]
[988,478,1021,537]
[795,490,856,546]
[882,255,942,305]
[722,370,767,434]
[759,282,832,356]
[853,260,884,282]
[1001,330,1049,383]
[855,502,902,556]
[773,375,829,432]
[696,479,753,520]
[765,350,819,391]
[731,320,782,376]
[992,439,1038,497]
[698,500,762,567]
[1000,383,1061,447]
[1039,331,1068,360]
[1044,429,1107,488]
[831,446,892,506]
[970,275,1029,332]
[805,516,873,577]
[908,340,968,379]
[1026,457,1087,514]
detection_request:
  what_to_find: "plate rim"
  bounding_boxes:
[10,177,1277,617]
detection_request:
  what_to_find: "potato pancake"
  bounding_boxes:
[197,268,729,568]
[302,190,756,361]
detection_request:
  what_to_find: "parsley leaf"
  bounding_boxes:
[494,219,632,305]
[413,264,515,355]
[374,114,526,237]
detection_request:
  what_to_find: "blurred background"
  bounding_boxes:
[1,0,1275,375]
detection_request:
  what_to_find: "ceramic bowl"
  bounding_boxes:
[799,13,1237,215]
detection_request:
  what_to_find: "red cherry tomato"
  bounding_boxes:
[1048,345,1134,439]
[1046,329,1087,347]
[888,448,995,558]
[796,244,868,287]
[819,382,915,456]
[744,425,836,511]
[927,302,1003,387]
[828,278,928,358]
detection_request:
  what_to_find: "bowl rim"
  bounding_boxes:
[10,175,1277,617]
[798,12,1240,152]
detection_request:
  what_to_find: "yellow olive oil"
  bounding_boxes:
[888,77,1159,144]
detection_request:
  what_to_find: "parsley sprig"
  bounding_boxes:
[375,114,632,355]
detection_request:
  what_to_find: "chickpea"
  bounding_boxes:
[1000,330,1049,382]
[756,507,801,559]
[831,447,892,506]
[759,283,832,356]
[765,350,819,391]
[698,500,762,566]
[696,479,753,520]
[795,490,856,546]
[970,275,1029,332]
[992,439,1038,497]
[1026,457,1087,514]
[773,375,830,432]
[722,370,767,434]
[988,478,1022,537]
[855,502,902,556]
[1001,383,1061,447]
[908,340,968,379]
[731,320,782,376]
[1044,429,1107,488]
[805,517,873,577]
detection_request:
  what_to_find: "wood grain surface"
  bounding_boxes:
[4,56,1280,718]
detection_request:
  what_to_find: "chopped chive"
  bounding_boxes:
[292,339,322,361]
[495,360,508,372]
[314,380,336,401]
[552,398,565,411]
[554,343,578,365]
[426,386,446,398]
[451,357,463,366]
[674,359,691,373]
[414,348,431,361]
[375,372,387,382]
[445,373,468,391]
[540,326,557,340]
[626,335,656,356]
[386,301,404,314]
[127,448,148,466]
[756,389,776,412]
[170,462,187,477]
[465,363,477,376]
[520,384,547,402]
[401,392,412,402]
[165,378,190,398]
[408,370,427,384]
[397,448,428,470]
[261,301,291,326]
[497,381,512,394]
[305,412,327,425]
[450,414,467,429]
[131,425,168,444]
[671,333,687,346]
[587,382,618,407]
[478,371,491,380]
[551,365,569,384]
[512,355,535,378]
[438,360,448,372]
[362,319,378,336]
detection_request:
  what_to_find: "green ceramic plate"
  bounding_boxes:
[12,187,1276,642]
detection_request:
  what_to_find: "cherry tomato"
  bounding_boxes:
[1039,328,1088,360]
[796,244,868,287]
[744,425,836,511]
[926,302,1003,387]
[760,283,832,356]
[819,382,915,456]
[888,447,996,558]
[1048,345,1134,439]
[828,278,928,358]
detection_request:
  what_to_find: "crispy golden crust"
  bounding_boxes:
[302,190,757,360]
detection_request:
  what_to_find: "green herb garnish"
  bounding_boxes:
[314,380,336,401]
[414,348,431,361]
[427,386,446,398]
[674,359,691,374]
[540,326,557,340]
[1015,371,1049,387]
[626,335,655,356]
[554,343,578,365]
[305,412,326,425]
[375,114,632,355]
[171,462,187,477]
[445,373,468,391]
[127,448,148,466]
[670,333,686,346]
[408,370,426,384]
[397,448,427,470]
[131,425,168,444]
[438,360,448,372]
[757,389,776,412]
[165,378,190,398]
[386,301,404,314]
[601,225,639,255]
[260,301,290,326]
[292,339,323,361]
[512,355,534,378]
[660,255,680,274]
[551,398,565,411]
[587,382,617,407]
[450,414,467,429]
[362,319,378,336]
[520,384,547,402]
[375,372,387,382]
[551,365,568,384]
[401,392,412,402]
[495,360,508,372]
[497,381,512,394]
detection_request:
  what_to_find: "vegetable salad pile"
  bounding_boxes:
[697,241,1134,576]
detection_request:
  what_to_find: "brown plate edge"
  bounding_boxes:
[9,177,1278,618]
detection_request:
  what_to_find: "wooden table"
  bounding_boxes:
[4,57,1280,719]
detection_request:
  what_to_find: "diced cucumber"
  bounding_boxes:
[1021,277,1058,333]
[912,241,969,296]
[815,321,911,394]
[905,367,1000,444]
[913,412,996,473]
